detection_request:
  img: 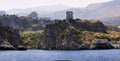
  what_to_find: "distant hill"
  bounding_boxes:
[52,0,120,26]
[6,0,120,19]
[6,4,71,17]
[0,11,6,16]
[52,0,120,19]
[4,0,120,26]
[101,16,120,26]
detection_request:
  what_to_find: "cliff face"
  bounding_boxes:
[37,19,108,50]
[44,20,69,49]
[0,23,22,50]
[56,27,82,50]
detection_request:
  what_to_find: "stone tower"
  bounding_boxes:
[66,11,73,21]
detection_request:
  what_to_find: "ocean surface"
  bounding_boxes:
[0,49,120,61]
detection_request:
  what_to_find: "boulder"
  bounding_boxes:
[91,39,114,49]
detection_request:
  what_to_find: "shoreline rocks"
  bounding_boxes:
[17,45,27,50]
[0,45,15,50]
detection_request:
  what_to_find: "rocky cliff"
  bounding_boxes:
[37,19,110,50]
[0,22,24,50]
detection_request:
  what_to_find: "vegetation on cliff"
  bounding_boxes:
[20,30,44,49]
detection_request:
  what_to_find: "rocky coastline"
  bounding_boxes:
[0,18,120,50]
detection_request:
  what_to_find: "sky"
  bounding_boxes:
[0,0,112,11]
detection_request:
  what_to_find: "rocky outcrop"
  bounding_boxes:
[69,20,107,33]
[91,39,114,49]
[37,19,109,50]
[0,22,25,50]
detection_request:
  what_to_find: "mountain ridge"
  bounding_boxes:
[1,0,120,26]
[3,0,119,20]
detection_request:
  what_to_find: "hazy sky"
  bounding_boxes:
[0,0,112,11]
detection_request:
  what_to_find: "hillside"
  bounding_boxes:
[101,16,120,26]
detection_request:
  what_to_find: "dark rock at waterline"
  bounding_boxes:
[79,43,91,50]
[110,41,120,49]
[17,45,27,50]
[91,39,114,49]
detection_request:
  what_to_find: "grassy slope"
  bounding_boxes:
[20,30,44,48]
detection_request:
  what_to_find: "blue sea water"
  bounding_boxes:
[0,49,120,61]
